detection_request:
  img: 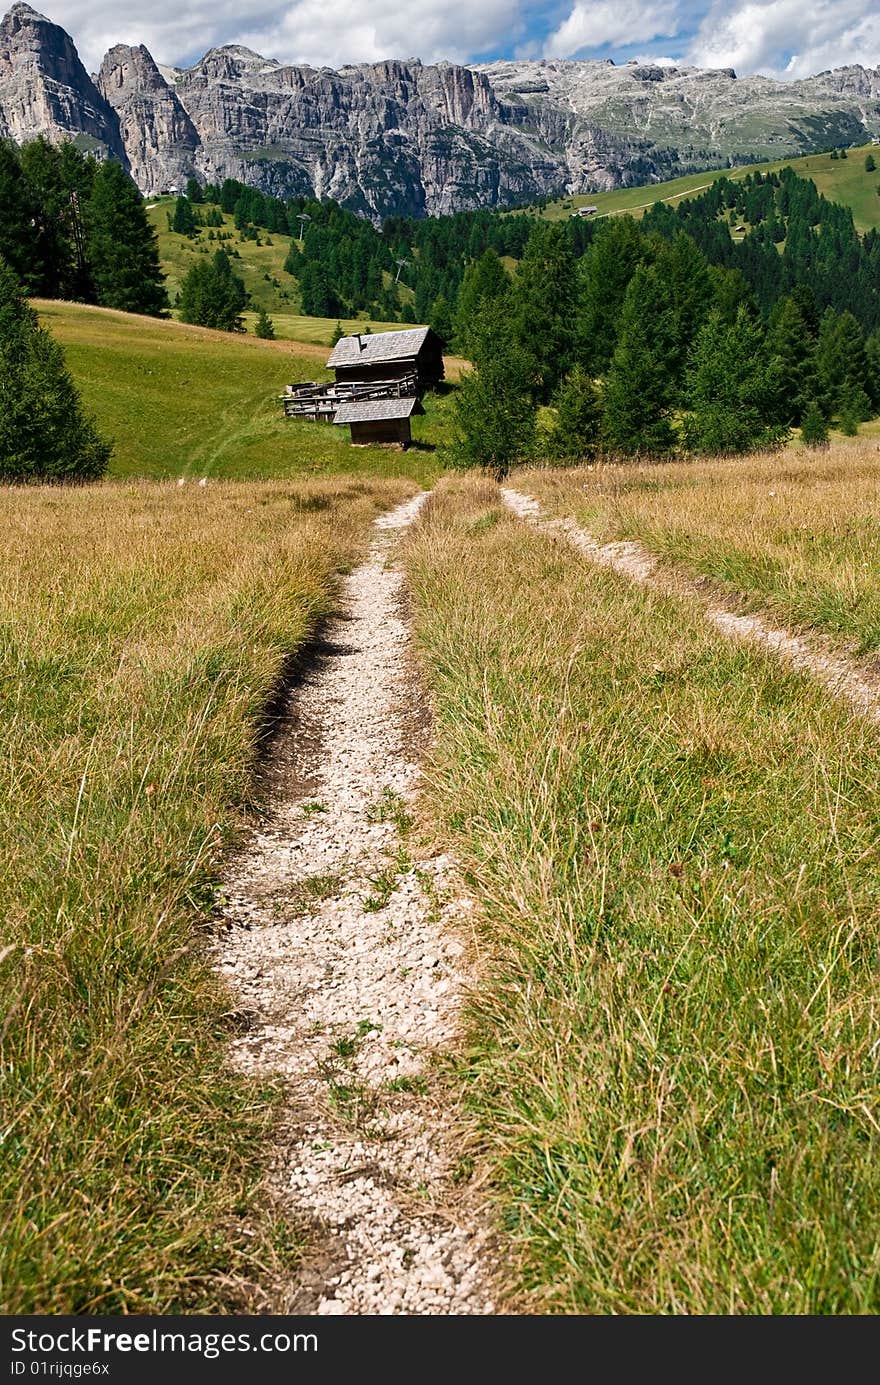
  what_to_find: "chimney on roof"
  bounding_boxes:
[355,333,366,351]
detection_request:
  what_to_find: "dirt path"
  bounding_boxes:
[214,493,494,1315]
[502,487,880,725]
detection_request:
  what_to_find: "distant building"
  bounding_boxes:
[333,396,425,448]
[571,205,599,217]
[326,326,444,391]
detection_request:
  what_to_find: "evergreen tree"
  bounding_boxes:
[171,195,196,236]
[510,222,577,400]
[800,399,829,446]
[577,217,646,372]
[0,258,111,482]
[331,320,345,345]
[683,307,788,455]
[602,265,679,457]
[254,307,275,339]
[85,162,168,316]
[815,309,872,419]
[0,140,42,292]
[765,294,817,424]
[428,294,455,348]
[547,367,602,462]
[454,248,510,352]
[18,137,95,300]
[178,249,248,331]
[449,301,536,479]
[866,328,880,409]
[654,232,715,383]
[866,153,877,173]
[185,177,204,203]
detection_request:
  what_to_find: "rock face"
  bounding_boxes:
[2,4,880,218]
[0,4,124,159]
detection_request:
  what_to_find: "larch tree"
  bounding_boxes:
[0,257,111,482]
[85,161,168,316]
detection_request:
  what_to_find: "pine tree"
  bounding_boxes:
[0,258,111,482]
[800,400,829,447]
[454,249,510,352]
[330,321,345,345]
[548,368,602,462]
[602,265,679,457]
[510,222,577,400]
[449,301,536,479]
[178,249,248,331]
[85,162,168,316]
[655,232,715,383]
[577,216,646,372]
[171,195,196,236]
[815,309,872,420]
[254,307,275,339]
[0,141,42,292]
[683,307,788,455]
[866,153,877,173]
[185,177,204,203]
[429,294,455,349]
[765,294,817,424]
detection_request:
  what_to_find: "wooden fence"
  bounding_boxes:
[281,372,419,421]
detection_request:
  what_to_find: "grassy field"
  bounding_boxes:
[0,474,415,1313]
[519,444,880,656]
[35,301,448,485]
[146,201,298,314]
[533,143,880,231]
[405,477,880,1313]
[148,200,409,339]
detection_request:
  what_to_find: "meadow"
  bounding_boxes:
[521,443,880,655]
[405,476,880,1313]
[0,474,415,1312]
[534,142,880,231]
[35,301,448,485]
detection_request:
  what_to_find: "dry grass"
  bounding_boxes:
[405,476,880,1314]
[520,443,880,655]
[0,474,415,1313]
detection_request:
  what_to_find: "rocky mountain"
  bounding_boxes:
[2,3,880,219]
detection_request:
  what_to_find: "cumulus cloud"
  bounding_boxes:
[687,0,880,78]
[39,0,526,71]
[544,0,682,57]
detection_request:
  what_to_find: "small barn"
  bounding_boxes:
[326,327,444,391]
[333,397,424,448]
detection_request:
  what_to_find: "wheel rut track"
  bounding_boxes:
[214,492,495,1316]
[502,486,880,727]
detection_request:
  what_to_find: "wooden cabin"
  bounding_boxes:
[326,327,444,390]
[333,396,424,448]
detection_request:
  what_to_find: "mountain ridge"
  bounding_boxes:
[2,3,879,218]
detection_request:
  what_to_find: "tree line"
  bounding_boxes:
[0,137,167,315]
[449,205,880,474]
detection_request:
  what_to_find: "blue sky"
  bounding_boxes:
[38,1,880,80]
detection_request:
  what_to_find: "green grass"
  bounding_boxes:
[34,300,447,485]
[147,201,298,313]
[241,310,415,346]
[532,143,880,231]
[148,199,412,340]
[0,475,414,1312]
[405,477,880,1314]
[521,444,880,655]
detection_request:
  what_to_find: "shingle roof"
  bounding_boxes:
[327,327,432,368]
[333,397,424,424]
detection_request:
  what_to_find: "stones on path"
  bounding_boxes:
[215,492,494,1316]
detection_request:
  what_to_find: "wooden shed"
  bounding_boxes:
[333,396,424,448]
[326,327,444,391]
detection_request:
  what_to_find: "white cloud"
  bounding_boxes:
[544,0,682,58]
[37,0,526,72]
[688,0,880,78]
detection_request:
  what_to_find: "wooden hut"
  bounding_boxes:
[326,327,444,390]
[333,397,424,448]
